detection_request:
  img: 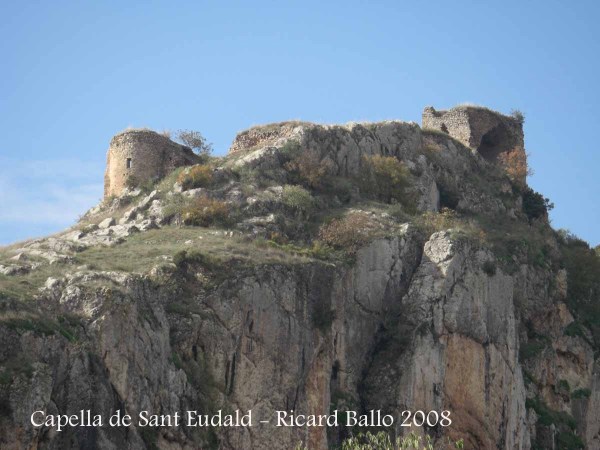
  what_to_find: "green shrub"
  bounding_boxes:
[182,197,231,227]
[173,250,188,268]
[482,260,496,276]
[559,230,600,349]
[284,149,332,189]
[176,129,213,156]
[173,250,223,271]
[519,339,547,360]
[558,379,571,393]
[161,193,189,222]
[170,352,184,370]
[522,186,553,221]
[282,185,314,216]
[414,208,459,237]
[358,155,412,205]
[510,109,525,123]
[327,177,354,203]
[309,241,336,260]
[387,204,411,223]
[178,165,214,190]
[526,397,577,430]
[557,431,584,450]
[279,140,302,157]
[565,321,590,341]
[572,388,591,399]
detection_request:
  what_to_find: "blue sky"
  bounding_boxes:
[1,1,598,246]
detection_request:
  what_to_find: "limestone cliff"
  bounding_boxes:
[0,111,598,450]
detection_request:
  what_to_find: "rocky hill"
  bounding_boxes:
[0,111,598,450]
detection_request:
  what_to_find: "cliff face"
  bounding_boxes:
[0,116,598,450]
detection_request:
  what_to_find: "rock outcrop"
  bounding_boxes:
[1,107,598,450]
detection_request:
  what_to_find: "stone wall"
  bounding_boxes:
[422,106,473,147]
[228,121,309,154]
[422,105,527,183]
[104,130,200,198]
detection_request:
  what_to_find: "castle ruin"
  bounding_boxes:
[104,105,527,199]
[104,129,200,198]
[422,105,526,174]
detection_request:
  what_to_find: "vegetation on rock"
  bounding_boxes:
[177,164,214,190]
[181,196,232,227]
[358,155,412,205]
[176,129,213,156]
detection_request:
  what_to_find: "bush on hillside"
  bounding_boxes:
[284,148,333,189]
[522,186,553,221]
[182,197,231,227]
[358,155,412,205]
[414,208,459,237]
[318,212,378,252]
[178,165,214,190]
[176,129,213,156]
[558,230,600,349]
[510,109,525,123]
[281,185,314,217]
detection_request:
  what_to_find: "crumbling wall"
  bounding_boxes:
[422,106,473,147]
[104,130,199,198]
[228,121,309,154]
[422,106,526,183]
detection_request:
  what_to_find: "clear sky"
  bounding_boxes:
[1,1,598,246]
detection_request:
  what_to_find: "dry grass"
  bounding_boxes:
[0,226,320,302]
[182,197,231,227]
[318,211,381,253]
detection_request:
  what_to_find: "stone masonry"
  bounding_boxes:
[103,129,200,198]
[422,105,525,173]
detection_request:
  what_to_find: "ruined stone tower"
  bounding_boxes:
[422,105,526,183]
[104,129,200,198]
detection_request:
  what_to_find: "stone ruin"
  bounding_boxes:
[104,129,200,198]
[422,105,526,170]
[103,105,527,199]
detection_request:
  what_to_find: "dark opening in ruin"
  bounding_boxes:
[440,123,449,134]
[126,158,132,169]
[477,123,512,162]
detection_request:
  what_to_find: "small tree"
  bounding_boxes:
[176,130,213,156]
[284,149,333,189]
[522,186,553,221]
[510,109,525,123]
[282,185,314,218]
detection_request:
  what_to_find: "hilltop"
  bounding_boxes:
[0,106,598,450]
